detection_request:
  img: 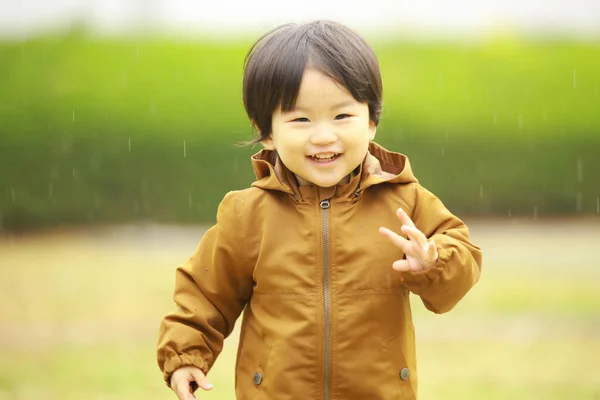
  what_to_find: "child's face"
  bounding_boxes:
[263,68,376,188]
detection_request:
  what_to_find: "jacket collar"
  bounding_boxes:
[250,142,418,201]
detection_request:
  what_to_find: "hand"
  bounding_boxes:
[171,366,213,400]
[379,208,438,272]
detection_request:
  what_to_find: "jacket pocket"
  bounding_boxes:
[384,334,416,400]
[235,321,273,400]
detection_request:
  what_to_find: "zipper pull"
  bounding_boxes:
[320,199,331,209]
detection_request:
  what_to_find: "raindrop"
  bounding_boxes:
[441,147,445,156]
[576,191,583,212]
[577,158,584,182]
[189,194,193,209]
[183,140,187,158]
[533,206,538,221]
[479,185,483,198]
[72,108,75,123]
[72,168,76,177]
[53,198,56,206]
[445,132,448,141]
[10,188,15,203]
[508,209,512,218]
[573,70,577,89]
[129,137,132,152]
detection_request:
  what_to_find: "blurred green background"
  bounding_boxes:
[1,30,599,231]
[1,4,600,399]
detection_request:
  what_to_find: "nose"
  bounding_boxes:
[310,124,337,145]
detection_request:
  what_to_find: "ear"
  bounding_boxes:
[253,122,275,150]
[368,120,377,141]
[261,135,275,150]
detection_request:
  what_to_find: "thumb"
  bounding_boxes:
[190,368,213,391]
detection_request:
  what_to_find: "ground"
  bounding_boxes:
[0,219,599,399]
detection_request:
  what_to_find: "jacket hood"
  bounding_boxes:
[250,142,418,200]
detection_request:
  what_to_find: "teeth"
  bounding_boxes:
[312,153,337,159]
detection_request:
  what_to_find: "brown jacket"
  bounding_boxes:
[157,142,482,399]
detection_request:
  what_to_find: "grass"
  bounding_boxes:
[0,219,599,399]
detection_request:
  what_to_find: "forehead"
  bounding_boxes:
[291,68,359,108]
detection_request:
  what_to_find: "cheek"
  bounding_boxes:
[275,138,303,154]
[349,124,373,147]
[273,137,306,164]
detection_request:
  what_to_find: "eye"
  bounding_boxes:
[334,114,351,120]
[291,117,310,123]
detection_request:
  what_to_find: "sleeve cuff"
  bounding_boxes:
[163,353,209,387]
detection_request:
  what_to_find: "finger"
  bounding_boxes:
[392,259,411,272]
[393,257,423,272]
[190,369,213,391]
[427,240,439,262]
[396,208,416,228]
[173,379,195,400]
[400,242,420,260]
[379,227,410,250]
[401,225,429,249]
[185,389,197,400]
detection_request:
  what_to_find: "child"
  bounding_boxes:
[157,20,482,400]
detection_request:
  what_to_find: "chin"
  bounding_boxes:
[316,183,336,188]
[313,178,343,188]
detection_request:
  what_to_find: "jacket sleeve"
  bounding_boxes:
[399,184,483,314]
[157,191,254,385]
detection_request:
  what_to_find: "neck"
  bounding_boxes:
[294,168,358,187]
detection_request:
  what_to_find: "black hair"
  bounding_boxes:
[242,20,383,143]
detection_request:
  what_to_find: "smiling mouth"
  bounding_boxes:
[308,153,341,163]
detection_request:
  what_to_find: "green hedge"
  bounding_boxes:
[1,31,599,231]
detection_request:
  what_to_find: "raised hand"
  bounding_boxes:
[171,366,213,400]
[378,208,438,272]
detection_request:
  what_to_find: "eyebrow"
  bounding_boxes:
[286,100,357,114]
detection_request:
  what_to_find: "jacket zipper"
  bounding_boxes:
[320,198,331,400]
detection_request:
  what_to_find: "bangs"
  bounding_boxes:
[243,24,310,123]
